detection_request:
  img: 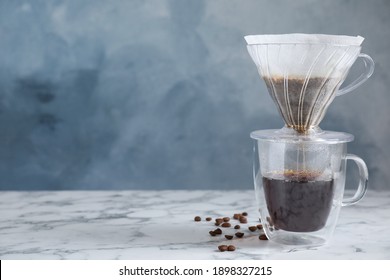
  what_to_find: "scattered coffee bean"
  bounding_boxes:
[218,245,228,252]
[239,216,247,224]
[194,212,256,251]
[227,245,236,251]
[248,226,257,232]
[259,234,268,240]
[233,213,241,220]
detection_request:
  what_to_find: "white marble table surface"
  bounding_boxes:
[0,190,389,260]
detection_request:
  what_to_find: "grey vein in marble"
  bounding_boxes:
[0,190,389,260]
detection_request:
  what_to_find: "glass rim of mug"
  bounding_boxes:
[250,128,354,144]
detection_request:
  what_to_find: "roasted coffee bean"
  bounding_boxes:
[259,234,268,240]
[215,222,221,226]
[218,245,228,252]
[194,216,201,222]
[206,217,212,221]
[233,213,241,220]
[221,222,231,228]
[223,217,230,222]
[256,224,263,230]
[227,245,236,251]
[209,231,216,236]
[239,216,247,224]
[225,235,233,240]
[235,232,244,238]
[242,212,248,216]
[234,225,240,229]
[248,226,257,232]
[216,218,223,224]
[214,228,222,235]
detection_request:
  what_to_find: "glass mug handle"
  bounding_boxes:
[342,154,369,206]
[336,53,375,96]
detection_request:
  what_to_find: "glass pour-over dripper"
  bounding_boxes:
[245,34,374,133]
[246,34,373,247]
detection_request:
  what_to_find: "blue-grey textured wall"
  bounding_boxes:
[0,0,389,190]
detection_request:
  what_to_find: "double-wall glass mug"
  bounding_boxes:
[251,129,368,247]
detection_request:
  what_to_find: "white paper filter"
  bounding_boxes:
[245,33,364,78]
[244,34,364,46]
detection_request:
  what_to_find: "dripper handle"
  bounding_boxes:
[337,53,375,96]
[342,154,369,207]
